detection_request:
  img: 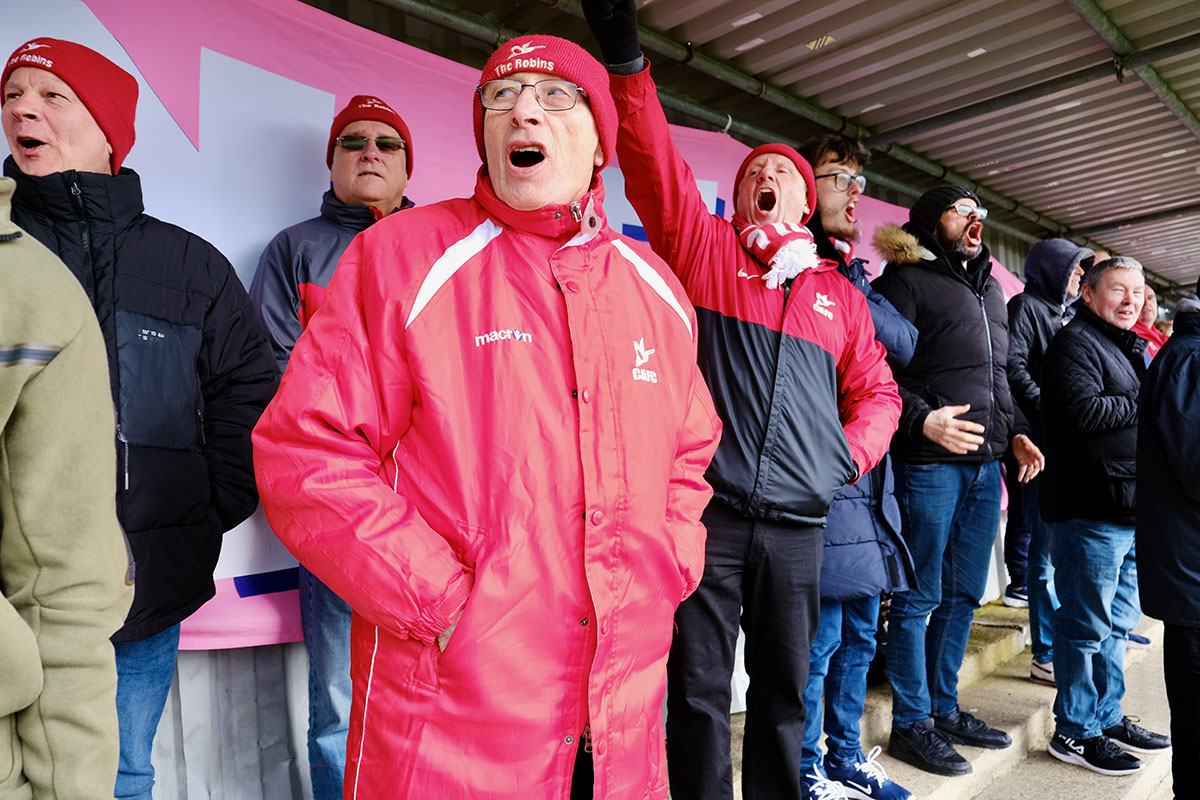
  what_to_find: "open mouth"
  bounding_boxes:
[845,202,857,224]
[966,221,983,244]
[17,137,46,152]
[509,146,545,168]
[756,187,777,213]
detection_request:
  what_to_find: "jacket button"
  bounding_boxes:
[580,617,589,626]
[564,281,580,293]
[564,735,574,744]
[600,621,609,635]
[597,740,607,755]
[591,510,604,525]
[581,389,590,403]
[571,390,578,398]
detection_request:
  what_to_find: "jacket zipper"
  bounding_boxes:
[979,294,996,458]
[116,421,130,491]
[197,409,207,445]
[583,725,593,753]
[70,182,97,303]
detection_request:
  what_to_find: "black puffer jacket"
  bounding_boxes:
[872,223,1014,463]
[1138,301,1200,626]
[1007,239,1091,434]
[1040,303,1146,525]
[6,157,279,641]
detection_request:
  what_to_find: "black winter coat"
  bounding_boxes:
[811,218,916,599]
[1039,304,1146,525]
[1137,304,1200,626]
[1007,239,1091,435]
[872,223,1015,463]
[6,158,279,641]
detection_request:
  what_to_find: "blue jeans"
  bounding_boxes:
[802,595,879,770]
[114,624,181,800]
[1023,478,1058,663]
[1050,518,1139,739]
[299,565,353,800]
[888,461,1002,726]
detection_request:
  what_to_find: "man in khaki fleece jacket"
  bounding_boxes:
[0,174,133,799]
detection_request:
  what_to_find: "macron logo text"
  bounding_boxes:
[475,328,533,347]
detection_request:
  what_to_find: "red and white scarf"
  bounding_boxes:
[732,214,821,290]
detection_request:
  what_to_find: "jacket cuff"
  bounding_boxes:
[415,571,473,644]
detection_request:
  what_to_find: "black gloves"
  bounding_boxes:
[581,0,643,71]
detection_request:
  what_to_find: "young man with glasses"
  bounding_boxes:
[796,134,918,800]
[253,35,720,800]
[248,94,414,800]
[872,186,1043,777]
[584,4,902,798]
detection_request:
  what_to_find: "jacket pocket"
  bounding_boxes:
[1100,458,1137,516]
[0,601,42,716]
[115,310,202,451]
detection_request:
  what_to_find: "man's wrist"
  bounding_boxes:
[605,53,645,75]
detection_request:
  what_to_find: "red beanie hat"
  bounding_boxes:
[474,35,617,172]
[326,94,414,177]
[2,38,139,173]
[734,143,818,225]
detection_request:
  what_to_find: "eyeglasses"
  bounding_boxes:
[814,172,867,192]
[334,136,406,153]
[944,202,989,220]
[478,79,588,112]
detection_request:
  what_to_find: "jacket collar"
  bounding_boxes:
[319,188,413,232]
[1075,303,1147,361]
[4,155,144,230]
[0,177,18,239]
[473,168,609,244]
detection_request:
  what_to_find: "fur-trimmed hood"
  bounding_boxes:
[872,223,934,267]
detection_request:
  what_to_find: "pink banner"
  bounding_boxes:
[8,0,1021,649]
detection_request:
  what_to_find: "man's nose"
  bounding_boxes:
[510,85,543,118]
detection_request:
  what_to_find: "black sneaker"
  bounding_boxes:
[1102,716,1171,753]
[933,707,1012,749]
[1047,731,1141,775]
[887,718,971,776]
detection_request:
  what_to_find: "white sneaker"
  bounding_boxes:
[1030,658,1055,685]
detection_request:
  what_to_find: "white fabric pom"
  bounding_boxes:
[761,237,820,290]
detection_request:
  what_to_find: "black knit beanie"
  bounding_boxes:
[909,185,980,236]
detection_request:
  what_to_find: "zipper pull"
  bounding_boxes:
[116,421,130,491]
[197,408,207,445]
[570,202,583,222]
[583,725,593,754]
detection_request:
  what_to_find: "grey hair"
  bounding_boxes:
[1084,256,1143,291]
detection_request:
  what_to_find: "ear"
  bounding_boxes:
[593,142,603,168]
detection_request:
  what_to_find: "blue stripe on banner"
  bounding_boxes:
[233,567,300,597]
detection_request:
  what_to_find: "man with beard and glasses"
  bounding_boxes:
[872,186,1043,777]
[795,134,917,800]
[584,4,902,798]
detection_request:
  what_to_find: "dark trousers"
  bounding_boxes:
[665,501,823,800]
[1164,624,1200,800]
[1002,450,1030,588]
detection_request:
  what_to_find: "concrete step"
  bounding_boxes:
[726,603,1171,800]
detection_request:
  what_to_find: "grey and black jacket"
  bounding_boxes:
[5,157,278,642]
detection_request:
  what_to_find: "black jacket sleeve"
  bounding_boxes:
[1006,295,1041,418]
[199,256,280,531]
[1042,330,1137,437]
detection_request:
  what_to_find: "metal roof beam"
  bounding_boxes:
[865,32,1200,149]
[1067,203,1200,238]
[1065,0,1200,145]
